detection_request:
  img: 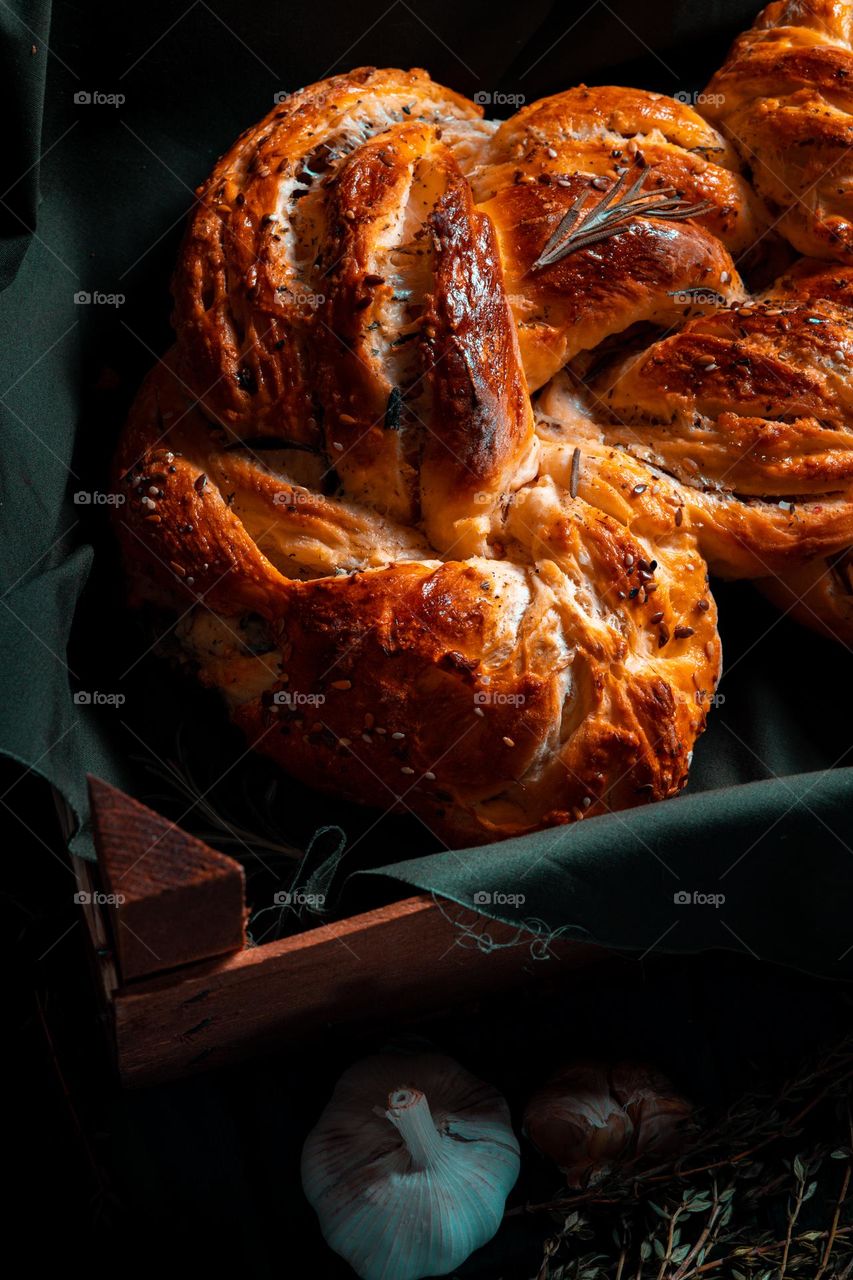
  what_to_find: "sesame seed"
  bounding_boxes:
[391,731,405,739]
[331,679,352,690]
[338,737,352,747]
[674,625,695,639]
[720,271,730,284]
[400,766,415,775]
[632,483,647,496]
[503,736,515,747]
[362,733,372,743]
[582,796,592,809]
[333,441,343,451]
[474,706,484,717]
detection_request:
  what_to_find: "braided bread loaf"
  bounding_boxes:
[115,25,853,844]
[703,0,853,260]
[750,258,853,642]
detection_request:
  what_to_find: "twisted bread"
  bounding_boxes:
[115,354,720,845]
[751,257,853,641]
[115,42,853,843]
[588,296,853,577]
[703,1,853,260]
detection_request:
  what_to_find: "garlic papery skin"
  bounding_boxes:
[301,1051,520,1280]
[524,1063,633,1187]
[524,1061,693,1188]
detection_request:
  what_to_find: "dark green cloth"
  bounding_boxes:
[2,0,851,978]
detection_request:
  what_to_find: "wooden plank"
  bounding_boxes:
[70,853,120,1006]
[53,790,120,1012]
[88,775,248,981]
[113,893,603,1085]
[71,778,606,1086]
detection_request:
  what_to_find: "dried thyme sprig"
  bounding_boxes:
[532,165,715,270]
[525,1035,853,1279]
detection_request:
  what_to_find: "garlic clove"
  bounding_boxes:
[302,1051,520,1280]
[524,1061,692,1187]
[612,1064,695,1161]
[524,1063,633,1186]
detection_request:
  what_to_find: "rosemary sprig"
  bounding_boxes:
[532,165,716,270]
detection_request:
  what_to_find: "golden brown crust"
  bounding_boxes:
[117,52,853,839]
[584,297,853,577]
[472,85,765,255]
[484,172,743,392]
[703,1,853,259]
[117,53,853,837]
[171,67,489,441]
[753,255,853,640]
[114,355,720,846]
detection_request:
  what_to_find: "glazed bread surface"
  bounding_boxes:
[115,33,853,846]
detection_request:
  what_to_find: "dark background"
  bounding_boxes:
[4,0,853,1274]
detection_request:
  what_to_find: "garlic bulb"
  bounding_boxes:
[524,1061,693,1187]
[302,1050,520,1280]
